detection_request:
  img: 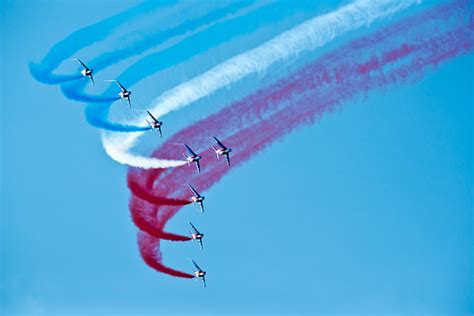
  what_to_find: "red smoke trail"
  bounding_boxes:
[138,232,194,278]
[128,1,473,277]
[128,171,192,241]
[128,174,190,206]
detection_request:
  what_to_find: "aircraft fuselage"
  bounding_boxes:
[81,68,93,76]
[191,233,203,240]
[119,90,131,99]
[217,148,231,156]
[191,195,204,203]
[187,155,201,164]
[151,121,162,129]
[194,271,206,278]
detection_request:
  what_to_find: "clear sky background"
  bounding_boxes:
[0,1,472,315]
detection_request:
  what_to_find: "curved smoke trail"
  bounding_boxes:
[30,1,273,168]
[30,0,316,169]
[81,0,312,132]
[102,0,420,169]
[27,0,471,278]
[29,1,176,84]
[58,0,263,103]
[138,232,195,278]
[127,1,473,276]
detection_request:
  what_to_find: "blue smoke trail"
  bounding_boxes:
[83,1,307,132]
[60,80,121,103]
[60,0,256,103]
[91,1,255,72]
[29,1,175,84]
[86,105,152,132]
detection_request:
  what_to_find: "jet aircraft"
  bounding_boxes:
[211,137,232,166]
[146,110,163,137]
[107,79,132,108]
[188,184,205,212]
[189,222,204,250]
[192,260,206,288]
[74,58,94,86]
[183,144,201,173]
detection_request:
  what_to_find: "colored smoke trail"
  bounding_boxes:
[130,193,192,242]
[138,232,194,278]
[128,2,473,276]
[128,175,190,206]
[31,1,275,168]
[31,1,271,140]
[58,0,263,103]
[83,1,256,72]
[103,0,420,169]
[82,0,313,132]
[29,1,174,84]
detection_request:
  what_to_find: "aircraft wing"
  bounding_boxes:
[198,238,203,250]
[147,111,158,122]
[201,276,206,288]
[213,137,226,149]
[157,126,163,138]
[198,201,204,213]
[75,58,87,69]
[188,184,199,196]
[225,153,231,166]
[192,260,202,271]
[195,160,201,173]
[114,80,127,92]
[184,144,197,156]
[189,222,199,233]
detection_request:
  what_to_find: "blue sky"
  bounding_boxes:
[0,1,472,315]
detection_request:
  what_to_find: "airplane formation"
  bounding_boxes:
[182,137,231,288]
[75,58,233,287]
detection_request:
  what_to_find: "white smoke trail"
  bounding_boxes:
[103,0,420,169]
[103,135,187,168]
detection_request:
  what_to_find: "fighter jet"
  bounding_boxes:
[74,58,94,86]
[107,79,132,108]
[183,144,201,173]
[211,137,232,166]
[192,260,206,288]
[145,111,163,137]
[189,222,204,250]
[188,184,205,212]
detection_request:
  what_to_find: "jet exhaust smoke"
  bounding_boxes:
[27,0,472,279]
[29,1,174,84]
[127,1,473,276]
[128,174,190,206]
[30,1,268,135]
[138,232,195,278]
[102,0,421,168]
